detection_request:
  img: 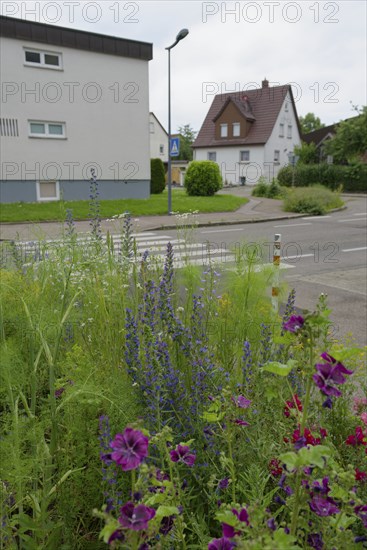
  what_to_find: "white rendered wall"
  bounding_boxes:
[149,113,168,163]
[194,145,265,185]
[0,36,150,183]
[264,91,302,180]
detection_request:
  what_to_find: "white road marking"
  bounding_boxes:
[301,216,331,220]
[274,223,312,228]
[353,213,367,216]
[201,228,245,234]
[342,247,367,252]
[338,217,367,222]
[282,253,314,260]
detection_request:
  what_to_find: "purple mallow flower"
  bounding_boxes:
[208,537,236,550]
[355,505,367,528]
[313,353,353,397]
[118,502,155,531]
[282,314,305,333]
[218,478,229,490]
[170,444,196,467]
[307,533,324,550]
[309,496,340,517]
[222,507,249,537]
[232,395,251,409]
[110,428,149,471]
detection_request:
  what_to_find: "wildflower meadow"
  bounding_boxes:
[0,176,366,549]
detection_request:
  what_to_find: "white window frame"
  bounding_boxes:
[274,150,280,163]
[29,120,66,139]
[150,121,155,133]
[279,123,284,137]
[220,123,228,138]
[232,122,240,137]
[285,102,289,112]
[287,125,292,138]
[208,152,217,161]
[239,150,250,162]
[24,48,63,70]
[159,144,164,154]
[36,180,60,202]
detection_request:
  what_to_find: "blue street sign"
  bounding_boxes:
[170,137,180,157]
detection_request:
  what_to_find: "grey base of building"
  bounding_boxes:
[0,180,150,203]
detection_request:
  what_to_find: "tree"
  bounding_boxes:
[184,161,222,196]
[176,124,197,161]
[294,141,319,164]
[150,158,165,194]
[324,106,367,164]
[299,113,325,135]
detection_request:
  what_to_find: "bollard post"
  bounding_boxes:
[272,233,281,313]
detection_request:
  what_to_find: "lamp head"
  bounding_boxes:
[176,28,189,41]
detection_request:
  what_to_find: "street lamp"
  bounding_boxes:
[166,28,189,215]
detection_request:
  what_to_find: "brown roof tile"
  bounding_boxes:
[194,84,298,148]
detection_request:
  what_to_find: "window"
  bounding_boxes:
[285,102,289,112]
[208,152,216,161]
[240,150,250,162]
[159,144,164,154]
[0,118,19,137]
[233,122,240,137]
[279,123,284,137]
[29,121,66,138]
[220,124,228,138]
[287,125,292,138]
[24,49,62,69]
[274,150,280,163]
[150,121,155,133]
[36,180,60,201]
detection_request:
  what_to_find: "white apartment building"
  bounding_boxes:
[0,16,153,202]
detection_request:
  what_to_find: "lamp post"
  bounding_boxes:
[166,28,189,215]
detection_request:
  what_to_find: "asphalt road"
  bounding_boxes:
[158,196,367,347]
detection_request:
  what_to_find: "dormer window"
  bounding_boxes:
[220,124,228,137]
[233,122,240,137]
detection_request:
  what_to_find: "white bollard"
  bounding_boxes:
[272,233,281,313]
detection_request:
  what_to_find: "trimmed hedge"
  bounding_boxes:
[184,161,222,196]
[150,158,166,194]
[277,163,367,192]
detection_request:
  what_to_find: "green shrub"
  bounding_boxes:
[150,158,166,194]
[283,185,344,215]
[277,163,367,192]
[252,177,284,199]
[184,161,222,196]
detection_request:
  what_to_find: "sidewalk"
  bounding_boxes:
[0,187,360,241]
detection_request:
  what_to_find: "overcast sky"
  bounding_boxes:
[3,0,366,133]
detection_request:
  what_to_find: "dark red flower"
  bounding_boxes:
[269,458,283,477]
[345,426,367,446]
[284,394,303,418]
[355,468,367,482]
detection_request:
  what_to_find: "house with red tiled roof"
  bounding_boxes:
[192,79,302,185]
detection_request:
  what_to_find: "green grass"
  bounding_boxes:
[283,184,344,215]
[0,189,248,223]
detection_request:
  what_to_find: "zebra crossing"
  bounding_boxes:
[2,230,294,271]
